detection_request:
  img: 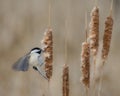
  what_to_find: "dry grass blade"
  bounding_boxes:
[81,42,90,88]
[63,65,69,96]
[41,28,53,80]
[102,16,113,63]
[89,6,99,56]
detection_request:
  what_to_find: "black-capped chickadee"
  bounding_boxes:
[12,47,48,80]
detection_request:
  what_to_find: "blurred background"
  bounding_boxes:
[0,0,120,96]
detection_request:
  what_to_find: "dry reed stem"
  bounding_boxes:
[63,65,69,96]
[102,16,113,63]
[81,42,90,88]
[41,28,53,80]
[89,6,99,56]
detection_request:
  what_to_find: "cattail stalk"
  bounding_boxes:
[89,7,99,94]
[81,42,90,88]
[48,0,51,28]
[62,1,70,95]
[41,28,53,80]
[81,13,90,96]
[63,65,69,96]
[98,8,113,96]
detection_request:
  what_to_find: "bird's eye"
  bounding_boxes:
[33,66,38,71]
[36,50,41,54]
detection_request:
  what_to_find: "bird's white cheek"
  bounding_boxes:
[29,54,39,66]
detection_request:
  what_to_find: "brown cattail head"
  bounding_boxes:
[41,28,53,80]
[63,65,69,96]
[102,16,113,61]
[81,42,90,88]
[89,6,99,56]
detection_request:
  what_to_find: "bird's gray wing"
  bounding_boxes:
[12,54,30,71]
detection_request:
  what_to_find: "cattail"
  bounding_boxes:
[81,42,90,88]
[89,6,99,56]
[63,65,69,96]
[98,15,113,96]
[41,28,53,80]
[102,16,113,61]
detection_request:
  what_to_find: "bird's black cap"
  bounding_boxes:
[31,47,41,51]
[30,47,42,54]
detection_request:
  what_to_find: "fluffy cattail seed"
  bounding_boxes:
[102,16,113,61]
[63,65,69,96]
[81,42,90,88]
[89,6,99,56]
[41,28,53,80]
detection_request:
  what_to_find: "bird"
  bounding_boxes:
[12,47,48,80]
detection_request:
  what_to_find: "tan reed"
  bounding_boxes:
[41,28,53,80]
[63,64,69,96]
[81,42,90,88]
